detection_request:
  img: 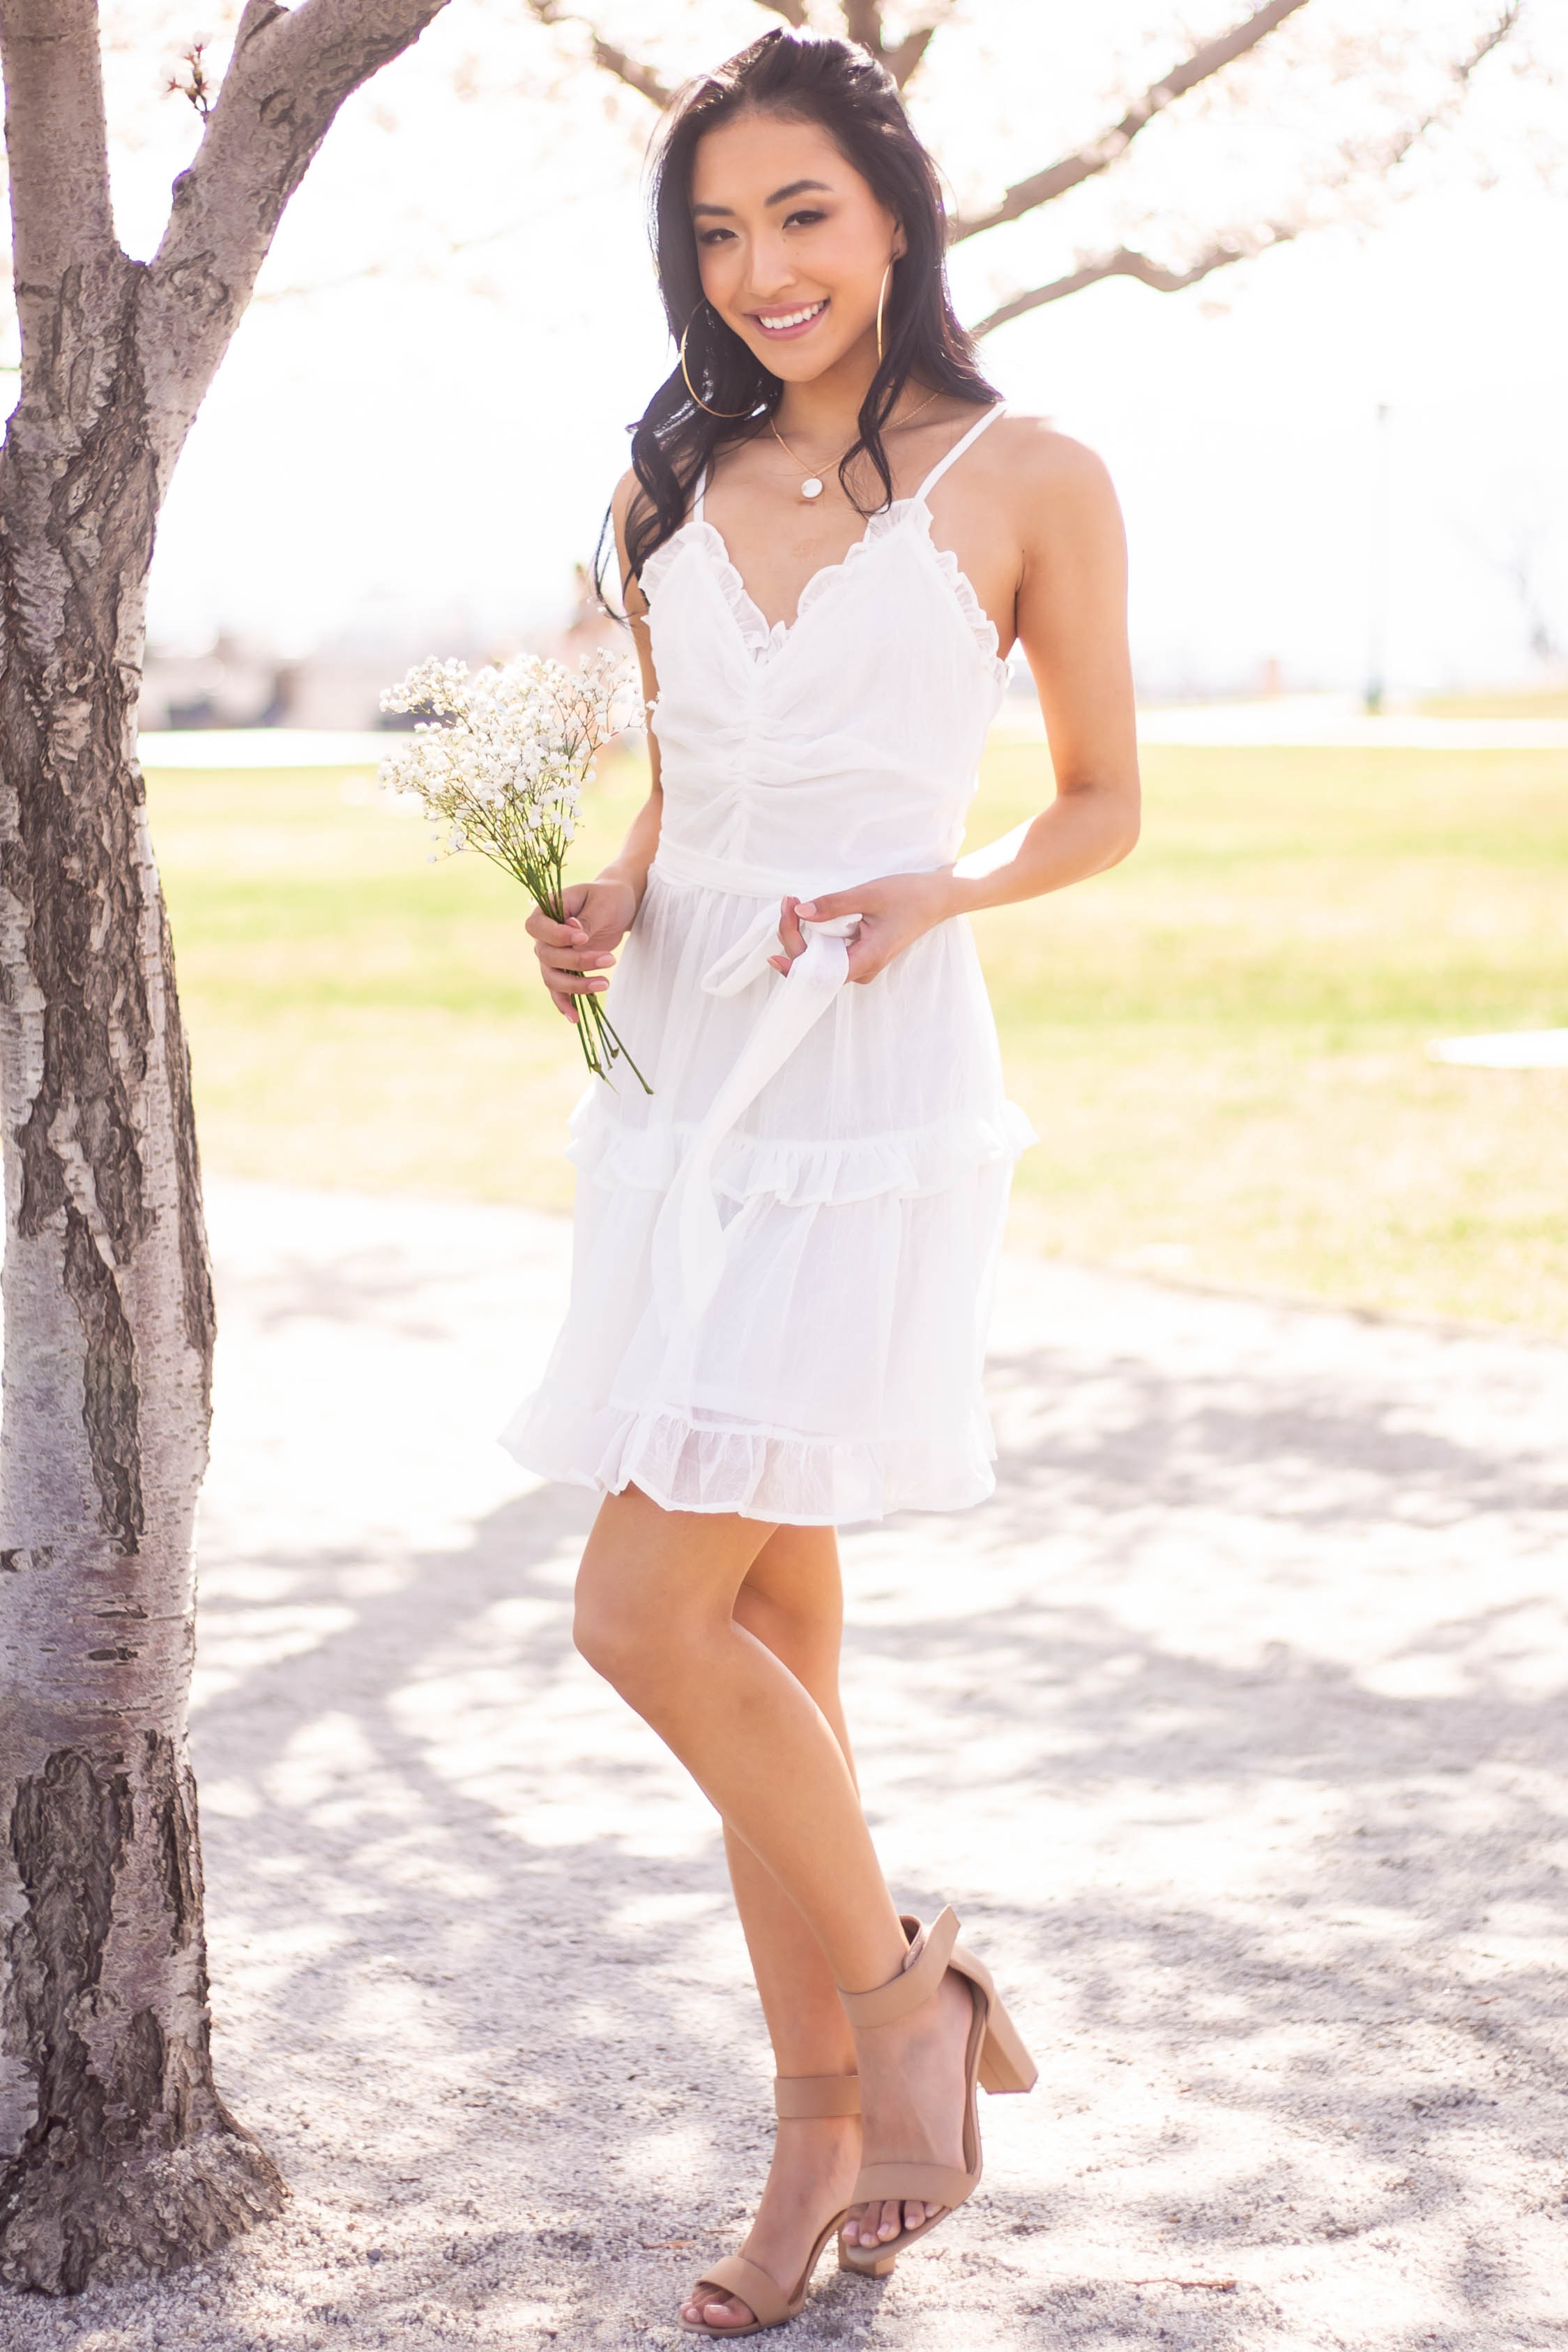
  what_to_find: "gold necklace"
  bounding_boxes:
[769,387,943,503]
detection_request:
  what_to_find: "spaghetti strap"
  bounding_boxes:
[913,402,1007,504]
[692,466,708,522]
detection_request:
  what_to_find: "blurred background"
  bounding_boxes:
[96,0,1568,708]
[17,1,1567,1329]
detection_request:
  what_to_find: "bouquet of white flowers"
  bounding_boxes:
[379,648,650,1091]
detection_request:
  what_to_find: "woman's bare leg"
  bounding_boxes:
[574,1487,971,2326]
[574,1487,908,1987]
[680,1526,860,2330]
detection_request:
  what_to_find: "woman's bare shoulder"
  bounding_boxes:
[610,466,644,531]
[607,468,653,619]
[986,411,1117,498]
[979,413,1124,561]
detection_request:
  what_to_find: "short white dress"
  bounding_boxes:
[502,401,1037,1525]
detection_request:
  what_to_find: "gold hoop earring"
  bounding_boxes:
[680,309,753,419]
[876,261,894,367]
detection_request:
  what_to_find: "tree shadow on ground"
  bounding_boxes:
[3,1330,1564,2352]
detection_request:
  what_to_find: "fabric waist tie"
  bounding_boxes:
[646,835,946,1334]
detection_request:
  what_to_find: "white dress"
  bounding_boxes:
[501,402,1037,1525]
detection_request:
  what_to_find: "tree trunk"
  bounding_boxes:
[0,245,286,2291]
[0,0,449,2291]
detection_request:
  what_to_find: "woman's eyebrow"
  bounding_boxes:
[691,178,834,218]
[765,177,832,205]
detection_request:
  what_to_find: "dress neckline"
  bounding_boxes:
[681,402,1008,665]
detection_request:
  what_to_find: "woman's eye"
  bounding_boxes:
[697,227,735,247]
[785,208,827,229]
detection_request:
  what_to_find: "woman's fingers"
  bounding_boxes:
[842,920,892,987]
[530,879,638,1019]
[534,930,614,999]
[537,939,614,969]
[768,893,809,975]
[526,902,585,943]
[540,964,611,993]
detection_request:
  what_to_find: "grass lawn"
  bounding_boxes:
[146,737,1568,1336]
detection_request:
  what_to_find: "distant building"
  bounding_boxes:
[139,572,625,736]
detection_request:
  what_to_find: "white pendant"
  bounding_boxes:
[800,476,824,501]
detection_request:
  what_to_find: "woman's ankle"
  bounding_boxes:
[835,1920,919,2000]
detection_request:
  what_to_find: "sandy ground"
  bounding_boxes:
[3,1178,1566,2352]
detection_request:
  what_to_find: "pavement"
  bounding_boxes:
[2,1179,1566,2352]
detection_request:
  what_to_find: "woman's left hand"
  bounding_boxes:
[767,869,958,985]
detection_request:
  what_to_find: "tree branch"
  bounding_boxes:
[522,0,948,114]
[970,227,1297,337]
[883,22,944,88]
[969,3,1520,340]
[0,0,120,411]
[524,1,673,109]
[581,29,671,109]
[138,0,450,474]
[842,1,948,89]
[952,0,1312,242]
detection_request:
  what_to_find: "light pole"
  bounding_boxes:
[1364,400,1392,715]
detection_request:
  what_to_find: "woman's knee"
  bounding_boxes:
[573,1568,697,1701]
[572,1579,644,1688]
[573,1493,775,1700]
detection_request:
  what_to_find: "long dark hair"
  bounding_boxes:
[607,27,998,598]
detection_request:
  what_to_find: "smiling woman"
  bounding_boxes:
[499,25,1141,2342]
[619,30,999,568]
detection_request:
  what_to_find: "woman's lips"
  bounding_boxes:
[750,298,828,340]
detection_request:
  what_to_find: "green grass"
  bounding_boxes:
[1415,688,1568,720]
[146,741,1568,1335]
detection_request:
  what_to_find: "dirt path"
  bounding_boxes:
[3,1181,1566,2352]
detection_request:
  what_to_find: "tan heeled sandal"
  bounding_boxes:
[837,1907,1036,2277]
[678,2073,860,2337]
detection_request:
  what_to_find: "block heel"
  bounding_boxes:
[838,2240,896,2277]
[946,1942,1038,2095]
[837,1908,1037,2277]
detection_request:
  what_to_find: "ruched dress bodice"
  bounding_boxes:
[502,403,1037,1525]
[645,492,1009,887]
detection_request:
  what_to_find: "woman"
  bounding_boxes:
[505,26,1139,2338]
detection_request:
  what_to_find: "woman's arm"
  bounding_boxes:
[527,473,665,1024]
[951,428,1140,910]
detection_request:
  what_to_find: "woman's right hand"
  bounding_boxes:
[527,877,639,1025]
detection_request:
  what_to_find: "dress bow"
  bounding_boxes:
[651,905,862,1333]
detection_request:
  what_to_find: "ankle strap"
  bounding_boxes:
[774,2072,860,2118]
[838,1906,960,2029]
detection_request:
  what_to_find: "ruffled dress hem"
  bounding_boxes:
[568,1091,1038,1210]
[500,1390,999,1529]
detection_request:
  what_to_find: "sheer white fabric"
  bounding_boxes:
[501,403,1037,1524]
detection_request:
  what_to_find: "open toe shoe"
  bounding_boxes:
[679,2072,860,2337]
[837,1906,1036,2277]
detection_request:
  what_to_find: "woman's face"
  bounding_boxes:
[688,110,904,384]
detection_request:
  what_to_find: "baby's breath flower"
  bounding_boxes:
[379,648,647,1091]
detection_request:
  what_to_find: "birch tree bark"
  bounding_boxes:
[0,0,447,2293]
